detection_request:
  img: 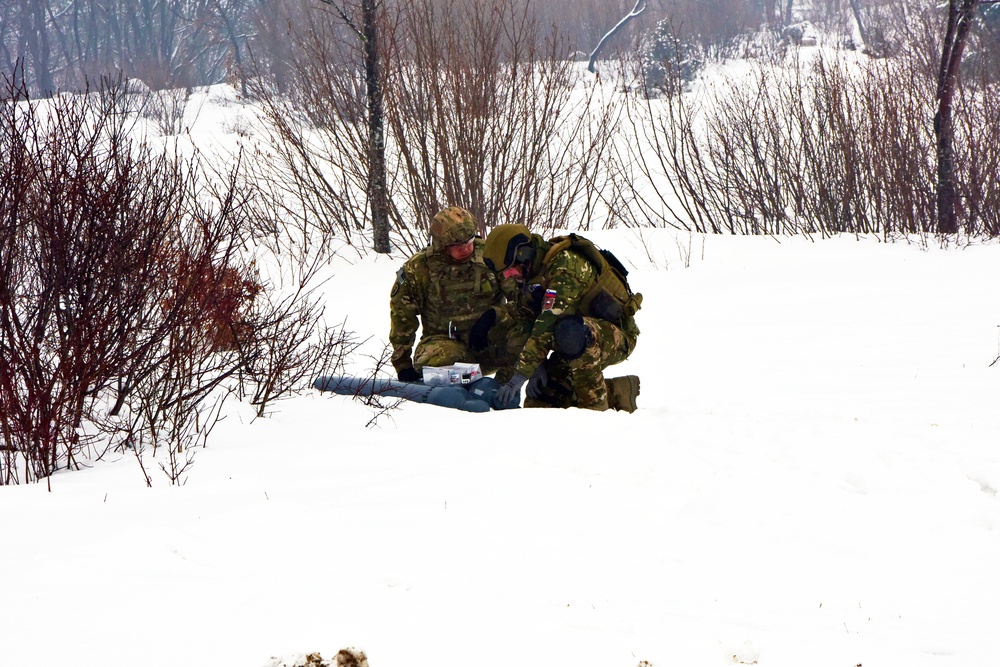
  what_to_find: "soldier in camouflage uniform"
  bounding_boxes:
[389,207,521,382]
[482,224,641,412]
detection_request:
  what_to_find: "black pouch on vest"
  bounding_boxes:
[587,289,625,322]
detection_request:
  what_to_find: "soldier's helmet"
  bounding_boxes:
[429,207,477,251]
[483,224,533,272]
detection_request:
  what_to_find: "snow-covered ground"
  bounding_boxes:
[4,43,1000,666]
[4,222,1000,667]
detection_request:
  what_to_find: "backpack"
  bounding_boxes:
[542,234,643,322]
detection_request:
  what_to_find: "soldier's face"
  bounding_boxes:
[501,264,523,281]
[444,238,475,262]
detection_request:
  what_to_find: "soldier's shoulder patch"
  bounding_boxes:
[391,266,407,296]
[541,288,557,311]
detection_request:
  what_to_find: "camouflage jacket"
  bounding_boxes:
[514,238,639,378]
[389,240,502,372]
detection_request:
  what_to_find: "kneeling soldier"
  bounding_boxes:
[481,224,642,412]
[389,207,521,383]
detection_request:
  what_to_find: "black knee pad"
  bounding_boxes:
[553,316,592,360]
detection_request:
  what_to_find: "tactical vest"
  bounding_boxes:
[420,244,500,337]
[542,234,642,322]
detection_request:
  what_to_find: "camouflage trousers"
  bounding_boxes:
[413,322,526,384]
[524,317,636,411]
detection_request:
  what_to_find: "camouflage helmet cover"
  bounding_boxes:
[430,207,477,250]
[483,224,533,272]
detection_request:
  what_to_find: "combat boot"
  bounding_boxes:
[605,375,640,413]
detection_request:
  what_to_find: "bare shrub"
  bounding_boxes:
[385,0,621,239]
[220,144,367,418]
[605,54,738,233]
[954,75,1000,235]
[356,344,406,429]
[105,214,256,486]
[248,0,621,251]
[235,289,362,418]
[245,1,376,249]
[614,42,998,238]
[143,87,195,136]
[0,79,222,485]
[0,77,350,486]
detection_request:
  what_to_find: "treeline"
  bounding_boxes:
[2,0,862,97]
[246,0,1000,243]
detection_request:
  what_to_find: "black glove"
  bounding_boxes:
[527,284,545,316]
[468,308,497,352]
[495,373,527,406]
[526,363,549,399]
[397,367,421,382]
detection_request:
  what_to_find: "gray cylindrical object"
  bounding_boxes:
[314,375,502,413]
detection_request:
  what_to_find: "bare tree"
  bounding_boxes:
[934,0,999,233]
[587,0,647,75]
[12,0,55,93]
[848,0,873,50]
[362,0,390,253]
[314,0,391,253]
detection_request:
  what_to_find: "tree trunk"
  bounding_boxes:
[363,0,391,254]
[848,0,871,52]
[21,0,55,94]
[935,0,979,234]
[212,0,248,97]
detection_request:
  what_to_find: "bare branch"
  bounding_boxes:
[587,0,647,75]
